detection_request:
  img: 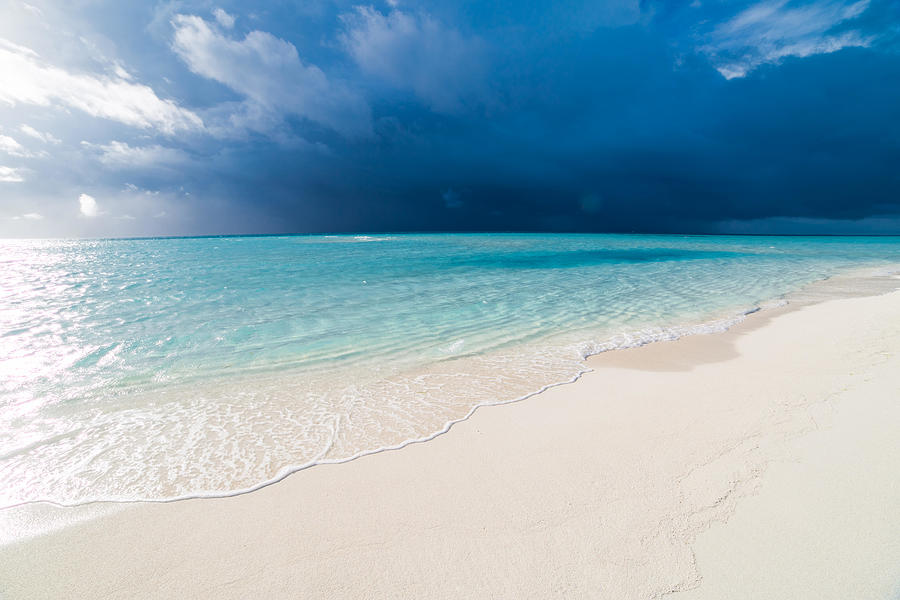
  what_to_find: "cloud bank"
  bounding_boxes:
[171,14,371,138]
[702,0,874,78]
[0,38,202,134]
[0,0,898,237]
[339,6,488,113]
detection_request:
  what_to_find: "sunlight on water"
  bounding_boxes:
[1,234,899,505]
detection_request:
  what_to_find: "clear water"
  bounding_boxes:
[2,234,899,506]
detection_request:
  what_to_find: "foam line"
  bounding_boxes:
[3,299,782,509]
[6,265,898,510]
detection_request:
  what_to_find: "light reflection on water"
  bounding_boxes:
[1,234,899,505]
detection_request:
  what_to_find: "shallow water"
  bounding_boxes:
[2,234,899,505]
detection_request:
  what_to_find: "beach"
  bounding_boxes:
[4,0,899,594]
[2,282,898,598]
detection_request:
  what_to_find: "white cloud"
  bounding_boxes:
[0,166,25,182]
[8,212,43,221]
[0,134,28,156]
[22,3,43,17]
[0,38,203,134]
[78,193,99,217]
[339,6,487,113]
[19,124,61,144]
[702,0,873,79]
[0,133,45,158]
[111,62,133,81]
[213,8,235,29]
[82,140,190,168]
[170,14,371,138]
[123,182,160,195]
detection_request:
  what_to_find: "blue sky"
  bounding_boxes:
[1,0,898,237]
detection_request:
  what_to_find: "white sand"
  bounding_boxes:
[1,290,899,599]
[678,341,900,600]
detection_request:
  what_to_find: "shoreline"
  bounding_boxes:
[2,274,899,598]
[3,266,897,512]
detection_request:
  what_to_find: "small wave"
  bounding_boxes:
[4,237,898,509]
[353,235,394,242]
[1,299,779,509]
[318,235,395,243]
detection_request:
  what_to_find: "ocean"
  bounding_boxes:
[2,233,899,506]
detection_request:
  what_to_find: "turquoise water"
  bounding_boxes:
[2,234,900,505]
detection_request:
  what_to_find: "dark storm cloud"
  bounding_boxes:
[1,0,898,236]
[235,1,900,234]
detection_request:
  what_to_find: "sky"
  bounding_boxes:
[0,0,898,237]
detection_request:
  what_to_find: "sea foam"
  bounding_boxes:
[2,234,899,506]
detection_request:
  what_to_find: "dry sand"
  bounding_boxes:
[1,288,899,599]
